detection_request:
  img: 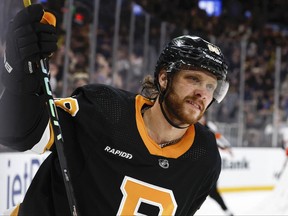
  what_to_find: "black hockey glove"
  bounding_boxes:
[2,4,57,94]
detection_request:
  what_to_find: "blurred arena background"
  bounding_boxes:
[1,0,288,150]
[1,0,288,215]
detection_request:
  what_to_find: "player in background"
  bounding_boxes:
[265,117,288,179]
[279,122,288,157]
[275,125,288,179]
[199,115,234,216]
[0,4,230,216]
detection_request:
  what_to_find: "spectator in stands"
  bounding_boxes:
[73,72,89,87]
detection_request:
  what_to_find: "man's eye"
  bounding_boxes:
[188,76,199,82]
[206,84,216,91]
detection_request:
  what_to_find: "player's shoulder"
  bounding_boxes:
[195,122,214,136]
[194,122,218,147]
[71,83,118,97]
[72,84,135,99]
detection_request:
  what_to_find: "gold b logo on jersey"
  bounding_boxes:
[117,176,177,215]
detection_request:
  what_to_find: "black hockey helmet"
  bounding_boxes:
[155,35,229,103]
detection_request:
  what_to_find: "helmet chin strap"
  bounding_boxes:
[159,100,190,129]
[157,71,189,129]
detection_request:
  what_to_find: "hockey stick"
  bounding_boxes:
[23,1,79,216]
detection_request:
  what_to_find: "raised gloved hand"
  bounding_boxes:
[2,4,57,94]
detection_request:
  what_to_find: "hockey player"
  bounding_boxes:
[0,4,229,216]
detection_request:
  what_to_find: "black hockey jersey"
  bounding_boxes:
[0,84,221,215]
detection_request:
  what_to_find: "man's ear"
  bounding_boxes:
[158,70,168,90]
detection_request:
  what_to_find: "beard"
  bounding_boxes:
[163,89,206,126]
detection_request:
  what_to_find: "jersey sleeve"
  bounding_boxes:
[0,88,49,152]
[188,161,221,215]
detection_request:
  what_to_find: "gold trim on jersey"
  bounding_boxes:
[46,121,55,150]
[10,204,20,216]
[55,97,79,116]
[30,121,54,154]
[135,95,195,158]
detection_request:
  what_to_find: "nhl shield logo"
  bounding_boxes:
[158,159,169,169]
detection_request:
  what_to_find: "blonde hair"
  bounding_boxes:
[140,75,159,100]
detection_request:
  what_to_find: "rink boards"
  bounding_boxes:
[218,147,286,192]
[0,148,286,213]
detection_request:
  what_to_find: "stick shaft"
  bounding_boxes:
[40,59,79,216]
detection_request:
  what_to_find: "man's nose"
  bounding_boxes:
[194,85,208,100]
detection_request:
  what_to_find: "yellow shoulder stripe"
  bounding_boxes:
[45,121,55,151]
